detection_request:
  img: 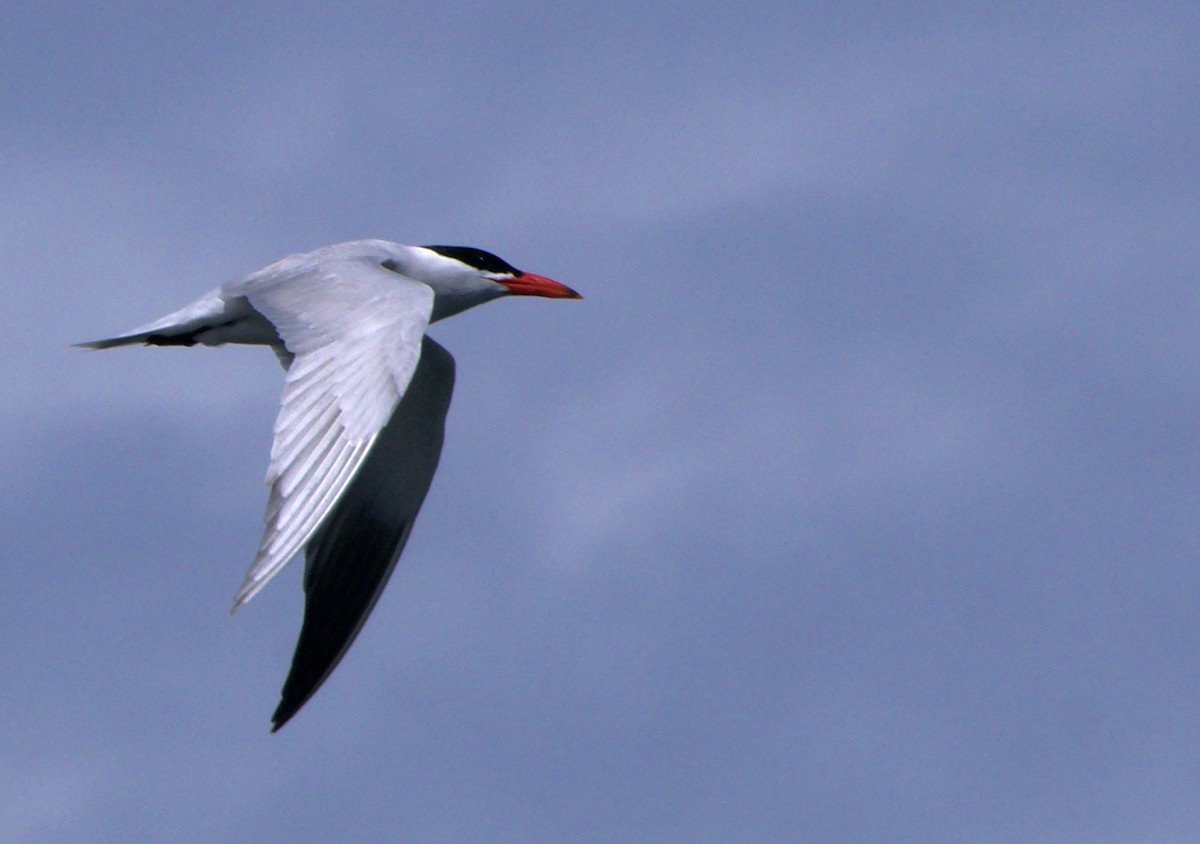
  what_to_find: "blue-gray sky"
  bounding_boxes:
[4,2,1200,841]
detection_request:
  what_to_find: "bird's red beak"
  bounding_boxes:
[499,273,582,299]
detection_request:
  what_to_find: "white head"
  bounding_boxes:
[384,244,581,322]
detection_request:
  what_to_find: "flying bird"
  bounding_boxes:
[80,240,581,730]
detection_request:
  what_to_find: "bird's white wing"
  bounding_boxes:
[270,336,455,730]
[227,258,434,609]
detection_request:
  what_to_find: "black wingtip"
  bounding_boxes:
[270,698,301,732]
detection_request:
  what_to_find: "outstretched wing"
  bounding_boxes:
[228,258,435,609]
[271,336,456,730]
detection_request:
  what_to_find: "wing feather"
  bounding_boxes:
[228,259,434,609]
[270,336,456,730]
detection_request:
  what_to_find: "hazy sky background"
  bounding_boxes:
[4,2,1199,841]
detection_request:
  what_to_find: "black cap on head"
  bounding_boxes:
[422,245,522,277]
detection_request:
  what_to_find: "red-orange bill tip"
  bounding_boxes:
[500,273,582,299]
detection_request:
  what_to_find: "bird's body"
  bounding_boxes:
[81,240,580,730]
